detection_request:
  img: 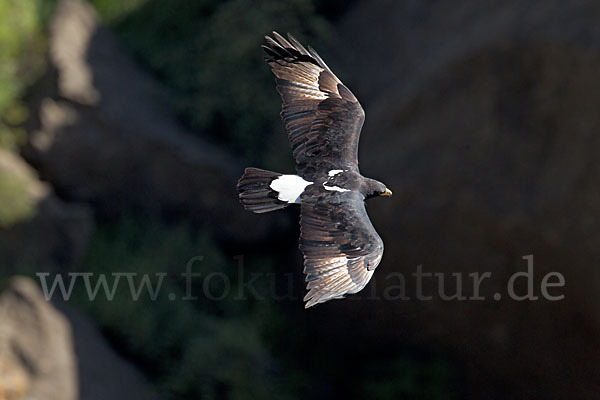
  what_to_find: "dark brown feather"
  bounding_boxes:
[264,32,365,181]
[299,185,384,308]
[260,32,386,308]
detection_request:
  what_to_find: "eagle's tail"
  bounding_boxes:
[237,167,292,214]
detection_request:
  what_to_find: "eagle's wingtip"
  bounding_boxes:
[303,290,321,308]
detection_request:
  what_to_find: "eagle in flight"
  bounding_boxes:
[237,32,392,308]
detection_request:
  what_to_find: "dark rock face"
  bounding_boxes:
[24,0,286,244]
[308,0,600,398]
[0,148,93,274]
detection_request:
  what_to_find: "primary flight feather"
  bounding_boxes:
[237,32,392,308]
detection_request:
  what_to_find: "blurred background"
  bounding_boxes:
[1,0,600,399]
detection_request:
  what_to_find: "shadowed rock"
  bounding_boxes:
[294,1,600,399]
[24,0,287,244]
[0,148,93,274]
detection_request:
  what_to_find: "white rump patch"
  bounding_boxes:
[328,169,344,177]
[323,184,350,192]
[270,175,312,204]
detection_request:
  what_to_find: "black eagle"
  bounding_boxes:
[237,32,392,308]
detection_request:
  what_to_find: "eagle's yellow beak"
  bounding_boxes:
[382,188,392,197]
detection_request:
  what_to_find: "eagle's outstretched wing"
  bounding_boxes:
[263,32,365,180]
[300,186,384,308]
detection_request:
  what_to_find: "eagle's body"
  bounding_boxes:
[237,32,391,308]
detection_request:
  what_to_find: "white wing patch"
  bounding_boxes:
[323,184,350,192]
[323,170,349,192]
[270,175,312,203]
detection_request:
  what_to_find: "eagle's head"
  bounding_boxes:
[364,179,392,199]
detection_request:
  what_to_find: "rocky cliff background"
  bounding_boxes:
[1,0,599,399]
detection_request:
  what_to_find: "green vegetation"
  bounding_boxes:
[89,0,331,166]
[74,219,295,399]
[0,166,35,228]
[71,219,459,399]
[0,0,51,227]
[0,0,54,150]
[85,0,147,22]
[361,357,459,400]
